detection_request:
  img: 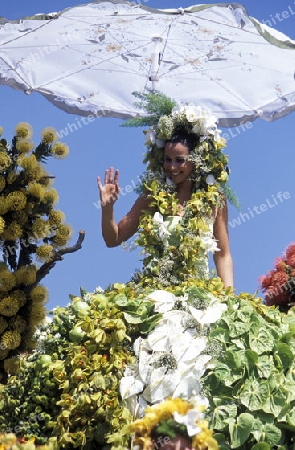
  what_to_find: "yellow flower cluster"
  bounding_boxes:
[128,398,218,450]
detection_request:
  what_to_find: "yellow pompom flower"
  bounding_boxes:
[31,217,51,239]
[51,142,69,159]
[15,265,37,286]
[11,210,28,226]
[0,330,21,350]
[0,316,8,334]
[0,175,5,192]
[27,182,45,201]
[33,165,51,186]
[42,188,59,206]
[41,126,58,144]
[11,289,27,307]
[17,154,38,172]
[0,126,4,136]
[8,315,27,333]
[36,244,55,262]
[0,153,12,172]
[29,303,46,324]
[49,209,66,225]
[15,122,33,139]
[29,285,48,303]
[6,191,27,211]
[15,138,34,153]
[4,357,21,375]
[0,196,7,215]
[7,172,17,185]
[52,224,71,247]
[1,221,23,240]
[0,296,20,316]
[0,270,16,292]
[0,216,5,234]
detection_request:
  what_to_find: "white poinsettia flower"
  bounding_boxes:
[205,174,216,185]
[199,230,220,253]
[153,212,171,246]
[173,409,203,437]
[147,289,177,313]
[120,375,145,400]
[188,301,227,325]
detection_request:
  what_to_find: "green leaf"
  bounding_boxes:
[228,413,254,448]
[251,443,271,450]
[274,343,294,371]
[249,327,275,355]
[210,402,238,430]
[239,378,269,410]
[252,420,281,447]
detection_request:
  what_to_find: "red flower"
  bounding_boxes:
[285,243,295,259]
[286,254,295,268]
[272,271,288,287]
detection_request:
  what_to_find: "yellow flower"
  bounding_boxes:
[0,196,7,215]
[15,122,33,139]
[29,285,48,303]
[15,138,34,153]
[0,270,16,292]
[17,154,38,172]
[0,330,21,350]
[27,182,46,201]
[42,188,59,206]
[31,218,51,239]
[11,289,27,307]
[0,296,20,316]
[0,153,12,172]
[41,126,58,144]
[51,142,69,159]
[1,221,23,240]
[15,265,37,286]
[49,209,66,225]
[5,191,27,211]
[8,315,27,333]
[36,244,55,262]
[0,216,5,234]
[0,126,4,136]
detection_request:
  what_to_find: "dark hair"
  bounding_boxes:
[167,128,200,153]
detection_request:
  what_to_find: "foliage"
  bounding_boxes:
[0,124,83,377]
[0,285,160,449]
[0,433,54,449]
[202,295,295,449]
[121,91,177,128]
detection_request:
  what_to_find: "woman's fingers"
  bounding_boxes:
[103,167,119,185]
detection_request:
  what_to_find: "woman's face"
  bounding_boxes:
[163,141,194,186]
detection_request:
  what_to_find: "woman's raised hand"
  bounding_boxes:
[97,167,120,207]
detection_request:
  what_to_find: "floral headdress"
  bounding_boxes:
[126,396,218,450]
[123,91,237,205]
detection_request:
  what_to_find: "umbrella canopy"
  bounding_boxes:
[0,0,295,127]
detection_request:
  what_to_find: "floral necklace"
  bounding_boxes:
[133,178,223,288]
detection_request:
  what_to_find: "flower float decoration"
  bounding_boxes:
[260,243,295,311]
[0,124,84,378]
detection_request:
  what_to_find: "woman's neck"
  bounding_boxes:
[176,180,193,204]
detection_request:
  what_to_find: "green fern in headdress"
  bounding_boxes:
[121,91,177,127]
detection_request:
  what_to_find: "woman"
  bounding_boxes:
[97,122,234,289]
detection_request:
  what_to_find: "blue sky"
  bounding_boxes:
[1,0,295,310]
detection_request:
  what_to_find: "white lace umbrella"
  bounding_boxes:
[0,1,295,127]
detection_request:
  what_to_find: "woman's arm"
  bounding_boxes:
[97,168,150,247]
[213,201,234,289]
